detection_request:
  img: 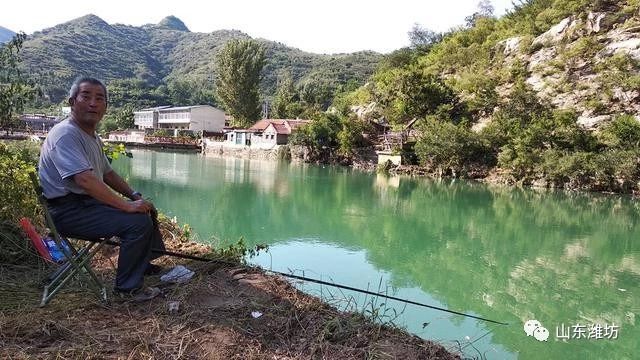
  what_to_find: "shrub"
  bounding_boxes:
[0,142,40,223]
[337,115,369,156]
[414,116,482,176]
[598,114,640,150]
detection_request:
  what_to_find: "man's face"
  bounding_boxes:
[70,82,107,128]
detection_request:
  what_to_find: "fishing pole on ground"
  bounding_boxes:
[81,239,509,326]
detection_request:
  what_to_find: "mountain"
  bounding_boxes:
[19,15,382,104]
[0,25,16,43]
[359,0,640,130]
[428,1,640,128]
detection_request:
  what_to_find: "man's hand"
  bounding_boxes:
[126,199,156,214]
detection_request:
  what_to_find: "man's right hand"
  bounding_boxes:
[126,199,156,214]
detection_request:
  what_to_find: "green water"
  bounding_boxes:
[113,150,639,359]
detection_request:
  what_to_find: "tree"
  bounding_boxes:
[408,24,443,52]
[107,78,166,109]
[99,104,136,134]
[215,39,265,128]
[414,116,481,177]
[372,66,460,124]
[272,71,297,118]
[298,76,334,110]
[114,104,135,130]
[0,33,37,132]
[465,0,495,27]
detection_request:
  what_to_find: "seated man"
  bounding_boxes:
[38,76,165,294]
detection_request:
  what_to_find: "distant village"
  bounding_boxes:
[22,105,310,150]
[20,104,415,165]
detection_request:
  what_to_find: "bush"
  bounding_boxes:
[289,114,341,161]
[337,115,369,156]
[0,142,40,223]
[414,116,482,176]
[598,114,640,150]
[495,110,597,181]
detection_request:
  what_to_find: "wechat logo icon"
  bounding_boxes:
[524,319,549,341]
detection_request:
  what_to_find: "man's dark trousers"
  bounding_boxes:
[47,194,165,291]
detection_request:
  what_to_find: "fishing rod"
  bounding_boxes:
[266,271,509,326]
[86,239,509,325]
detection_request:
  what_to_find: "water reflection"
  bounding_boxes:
[114,150,639,359]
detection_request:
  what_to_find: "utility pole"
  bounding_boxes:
[262,100,269,119]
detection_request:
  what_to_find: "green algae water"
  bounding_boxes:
[113,149,639,359]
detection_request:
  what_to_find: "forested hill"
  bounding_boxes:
[0,26,15,43]
[19,14,381,103]
[333,0,640,192]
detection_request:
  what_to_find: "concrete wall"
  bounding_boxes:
[377,151,402,165]
[190,106,225,132]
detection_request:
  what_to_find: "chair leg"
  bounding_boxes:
[40,242,109,306]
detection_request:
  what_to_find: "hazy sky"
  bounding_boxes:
[1,0,514,54]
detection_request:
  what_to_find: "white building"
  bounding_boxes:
[134,105,225,132]
[248,119,311,149]
[107,130,146,143]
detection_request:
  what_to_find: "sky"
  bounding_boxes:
[1,0,515,54]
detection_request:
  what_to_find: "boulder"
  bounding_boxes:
[532,17,573,47]
[497,36,522,56]
[527,47,557,72]
[599,28,640,60]
[577,114,611,129]
[586,12,607,34]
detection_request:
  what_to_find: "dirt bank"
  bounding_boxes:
[0,219,459,359]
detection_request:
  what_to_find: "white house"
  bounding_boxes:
[222,129,253,147]
[134,105,225,132]
[248,119,311,149]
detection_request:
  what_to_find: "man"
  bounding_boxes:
[38,76,165,295]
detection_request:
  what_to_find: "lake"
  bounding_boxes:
[113,149,639,359]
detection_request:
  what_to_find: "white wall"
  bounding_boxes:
[251,125,278,149]
[190,106,225,132]
[134,111,155,129]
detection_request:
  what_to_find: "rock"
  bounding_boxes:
[471,116,492,133]
[549,88,594,111]
[577,115,611,129]
[606,38,640,59]
[613,87,640,103]
[527,47,557,73]
[532,17,574,47]
[497,36,522,56]
[350,102,377,120]
[531,178,548,188]
[586,12,607,33]
[525,73,546,92]
[599,28,640,61]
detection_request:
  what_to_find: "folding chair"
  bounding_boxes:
[28,171,109,306]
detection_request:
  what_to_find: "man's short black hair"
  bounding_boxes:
[69,76,108,103]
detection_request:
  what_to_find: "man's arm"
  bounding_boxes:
[103,169,141,200]
[73,170,152,213]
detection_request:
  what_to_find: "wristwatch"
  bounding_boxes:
[131,191,142,199]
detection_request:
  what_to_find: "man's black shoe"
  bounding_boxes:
[144,263,163,276]
[115,286,161,302]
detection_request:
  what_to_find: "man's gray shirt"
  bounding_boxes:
[39,118,112,199]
